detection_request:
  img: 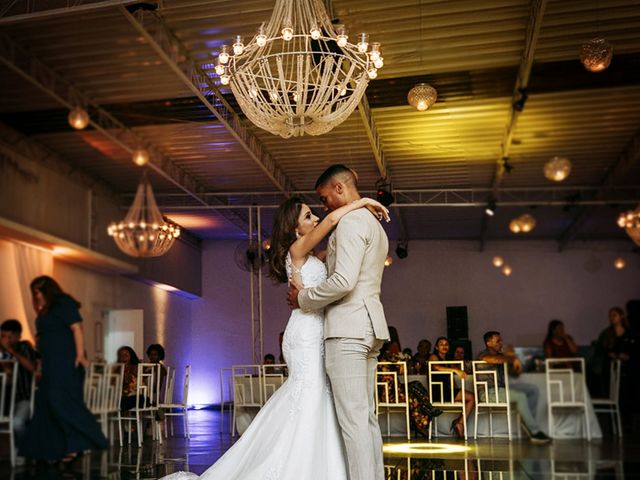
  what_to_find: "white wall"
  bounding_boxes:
[378,240,640,352]
[190,239,639,404]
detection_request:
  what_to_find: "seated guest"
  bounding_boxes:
[588,307,633,399]
[452,344,472,374]
[402,347,413,359]
[411,339,432,375]
[263,353,283,374]
[428,337,474,438]
[478,331,551,444]
[118,346,142,411]
[379,326,401,361]
[146,343,168,387]
[543,320,577,359]
[0,319,38,452]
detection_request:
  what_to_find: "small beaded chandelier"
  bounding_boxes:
[509,214,536,234]
[580,38,613,72]
[407,83,437,111]
[213,0,384,138]
[617,206,640,247]
[107,173,180,257]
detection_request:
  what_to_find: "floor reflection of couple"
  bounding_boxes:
[163,164,391,480]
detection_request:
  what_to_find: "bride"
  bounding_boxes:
[162,196,389,480]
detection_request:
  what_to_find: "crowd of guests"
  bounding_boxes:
[377,303,637,442]
[0,275,170,466]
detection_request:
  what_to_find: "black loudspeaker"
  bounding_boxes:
[446,306,468,340]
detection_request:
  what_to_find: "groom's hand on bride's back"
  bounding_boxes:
[287,285,300,310]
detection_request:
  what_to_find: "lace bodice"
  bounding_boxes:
[285,253,327,289]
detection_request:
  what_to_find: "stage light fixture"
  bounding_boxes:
[375,178,394,207]
[485,198,497,216]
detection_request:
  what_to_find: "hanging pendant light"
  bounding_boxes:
[68,107,89,130]
[107,173,180,257]
[510,213,536,234]
[407,83,437,111]
[544,156,572,182]
[492,256,504,268]
[614,257,626,270]
[580,38,613,72]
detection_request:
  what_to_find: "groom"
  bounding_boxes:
[288,164,390,480]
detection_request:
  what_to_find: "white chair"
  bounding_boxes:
[428,360,467,439]
[103,363,124,445]
[592,359,623,437]
[261,364,287,403]
[0,361,18,466]
[84,362,106,421]
[545,358,591,440]
[219,367,234,433]
[375,361,411,440]
[231,364,263,437]
[119,362,160,447]
[160,365,191,440]
[472,361,512,439]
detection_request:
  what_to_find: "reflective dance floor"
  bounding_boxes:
[1,409,638,479]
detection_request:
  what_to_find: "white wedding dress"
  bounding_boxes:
[162,254,347,480]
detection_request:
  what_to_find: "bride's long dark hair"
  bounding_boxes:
[269,197,302,283]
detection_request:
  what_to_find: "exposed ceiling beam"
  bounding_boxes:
[557,130,640,251]
[0,0,137,25]
[0,29,252,235]
[121,7,297,195]
[479,0,548,251]
[357,94,409,243]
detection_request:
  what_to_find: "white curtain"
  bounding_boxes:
[0,239,52,343]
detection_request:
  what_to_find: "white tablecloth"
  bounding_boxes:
[380,372,602,439]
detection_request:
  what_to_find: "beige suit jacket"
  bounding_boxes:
[298,208,390,341]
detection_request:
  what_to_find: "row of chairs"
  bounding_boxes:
[0,359,191,466]
[219,364,287,436]
[377,358,622,441]
[87,362,191,448]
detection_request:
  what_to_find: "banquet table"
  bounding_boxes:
[380,372,602,439]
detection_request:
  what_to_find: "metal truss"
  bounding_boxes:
[143,186,640,210]
[121,7,297,195]
[0,0,136,25]
[558,130,640,250]
[0,29,251,235]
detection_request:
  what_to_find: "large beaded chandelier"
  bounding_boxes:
[107,174,180,257]
[617,205,640,247]
[213,0,383,138]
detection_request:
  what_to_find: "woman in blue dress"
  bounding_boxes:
[19,276,108,462]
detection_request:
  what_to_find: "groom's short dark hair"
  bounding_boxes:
[315,164,359,189]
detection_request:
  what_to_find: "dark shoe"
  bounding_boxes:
[529,431,552,445]
[429,407,443,418]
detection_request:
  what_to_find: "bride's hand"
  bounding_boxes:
[359,198,390,222]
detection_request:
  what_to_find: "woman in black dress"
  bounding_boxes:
[19,276,108,462]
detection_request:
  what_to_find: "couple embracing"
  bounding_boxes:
[166,164,391,480]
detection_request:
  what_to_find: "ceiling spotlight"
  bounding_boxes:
[512,88,528,112]
[492,256,504,268]
[502,157,514,174]
[384,256,393,267]
[395,242,408,259]
[485,199,497,217]
[68,106,89,130]
[407,83,437,111]
[502,264,513,276]
[614,257,625,270]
